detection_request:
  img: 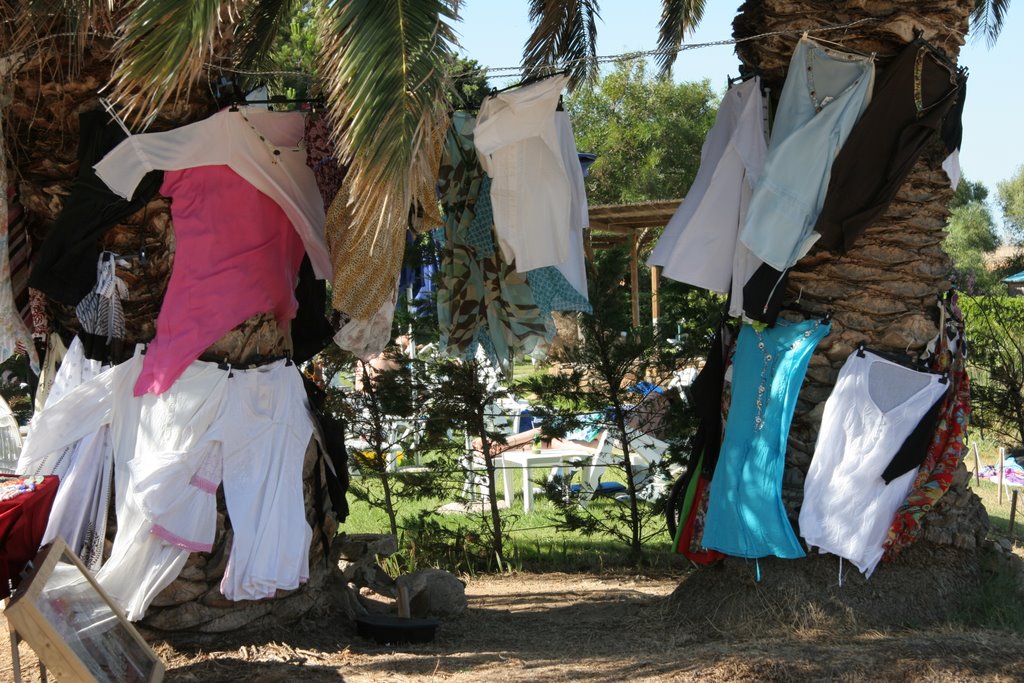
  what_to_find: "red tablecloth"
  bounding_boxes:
[0,474,59,595]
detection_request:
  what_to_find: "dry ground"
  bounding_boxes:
[4,569,1024,682]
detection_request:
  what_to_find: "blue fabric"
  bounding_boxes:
[527,266,592,328]
[703,318,830,559]
[739,37,874,271]
[464,175,496,257]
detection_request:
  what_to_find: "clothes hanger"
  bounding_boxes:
[778,287,832,324]
[854,342,945,381]
[801,30,875,60]
[912,28,959,73]
[727,67,762,89]
[488,68,569,98]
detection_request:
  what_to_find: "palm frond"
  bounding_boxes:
[11,1,118,65]
[107,0,243,121]
[317,0,459,247]
[233,0,298,71]
[655,0,706,76]
[971,0,1012,45]
[522,0,600,90]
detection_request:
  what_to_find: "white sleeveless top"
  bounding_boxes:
[799,350,947,578]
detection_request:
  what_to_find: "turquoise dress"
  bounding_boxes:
[703,318,830,559]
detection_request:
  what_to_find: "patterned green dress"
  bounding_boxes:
[436,112,590,367]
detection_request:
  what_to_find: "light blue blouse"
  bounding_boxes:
[739,37,874,271]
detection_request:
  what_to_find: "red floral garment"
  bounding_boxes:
[883,293,969,560]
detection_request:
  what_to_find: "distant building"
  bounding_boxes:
[1004,270,1024,296]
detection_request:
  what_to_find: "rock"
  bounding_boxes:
[395,569,468,618]
[337,533,399,561]
[340,560,397,598]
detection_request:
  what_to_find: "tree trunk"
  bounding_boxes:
[4,36,343,632]
[732,0,987,552]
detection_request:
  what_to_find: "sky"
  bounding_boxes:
[457,2,1023,216]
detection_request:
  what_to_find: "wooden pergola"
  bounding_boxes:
[586,199,681,327]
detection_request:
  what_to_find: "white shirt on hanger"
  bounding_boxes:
[647,77,767,316]
[474,75,575,273]
[94,108,330,280]
[799,350,948,578]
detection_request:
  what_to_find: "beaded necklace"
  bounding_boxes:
[751,321,824,431]
[0,475,44,501]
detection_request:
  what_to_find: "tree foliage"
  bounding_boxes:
[943,177,1002,292]
[566,60,718,205]
[962,295,1024,446]
[519,249,701,563]
[265,5,320,99]
[997,164,1024,246]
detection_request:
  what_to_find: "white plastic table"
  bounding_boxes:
[501,447,599,512]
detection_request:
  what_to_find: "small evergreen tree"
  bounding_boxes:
[325,347,449,537]
[520,249,707,563]
[418,355,519,566]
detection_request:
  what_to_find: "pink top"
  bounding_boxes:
[134,165,306,396]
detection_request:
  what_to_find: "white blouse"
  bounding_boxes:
[553,109,589,299]
[94,108,330,280]
[647,77,767,317]
[799,350,948,578]
[474,75,576,274]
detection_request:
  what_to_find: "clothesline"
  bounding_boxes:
[205,16,894,83]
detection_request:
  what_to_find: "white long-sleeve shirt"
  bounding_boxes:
[474,75,575,273]
[648,77,767,317]
[94,108,330,280]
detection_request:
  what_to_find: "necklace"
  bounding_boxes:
[0,475,44,501]
[751,320,824,431]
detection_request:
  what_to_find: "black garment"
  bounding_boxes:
[941,73,968,155]
[291,255,333,364]
[302,376,350,523]
[881,389,948,484]
[683,319,736,479]
[741,263,791,326]
[28,110,163,305]
[814,40,961,255]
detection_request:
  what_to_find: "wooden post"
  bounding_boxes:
[1011,490,1019,536]
[999,447,1006,505]
[583,228,596,267]
[397,585,411,619]
[630,232,640,327]
[973,442,982,486]
[650,265,661,331]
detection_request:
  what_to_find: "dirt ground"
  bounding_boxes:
[4,570,1024,682]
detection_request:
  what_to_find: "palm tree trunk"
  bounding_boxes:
[4,36,343,633]
[733,0,987,551]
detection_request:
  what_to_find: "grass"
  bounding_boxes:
[964,437,1024,541]
[342,432,1024,582]
[342,458,684,575]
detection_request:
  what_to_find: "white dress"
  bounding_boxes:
[94,108,330,280]
[799,350,948,577]
[647,77,767,317]
[474,75,574,273]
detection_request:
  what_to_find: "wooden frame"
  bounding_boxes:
[3,538,164,682]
